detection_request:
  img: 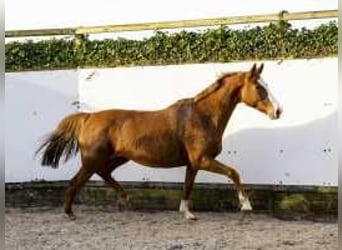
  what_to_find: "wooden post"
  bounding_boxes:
[5,10,337,38]
[74,34,88,67]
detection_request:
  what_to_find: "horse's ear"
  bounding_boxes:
[257,63,264,75]
[250,63,257,76]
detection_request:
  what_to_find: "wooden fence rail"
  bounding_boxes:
[5,9,338,38]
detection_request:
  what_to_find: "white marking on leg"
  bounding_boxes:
[179,200,196,219]
[238,192,252,211]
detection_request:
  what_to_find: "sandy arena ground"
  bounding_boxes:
[5,206,337,250]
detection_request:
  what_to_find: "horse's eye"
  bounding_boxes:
[256,85,267,100]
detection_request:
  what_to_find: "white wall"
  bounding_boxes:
[5,58,338,186]
[5,70,81,182]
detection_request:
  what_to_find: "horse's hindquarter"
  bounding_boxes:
[109,109,188,168]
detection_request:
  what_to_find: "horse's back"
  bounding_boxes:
[77,105,189,167]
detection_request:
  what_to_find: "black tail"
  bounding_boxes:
[35,113,89,168]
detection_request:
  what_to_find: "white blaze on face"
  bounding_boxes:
[258,77,282,117]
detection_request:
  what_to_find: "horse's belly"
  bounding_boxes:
[128,146,188,168]
[116,134,188,168]
[131,157,187,168]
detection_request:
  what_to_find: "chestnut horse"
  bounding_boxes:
[36,63,282,220]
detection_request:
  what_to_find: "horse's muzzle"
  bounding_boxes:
[271,107,283,120]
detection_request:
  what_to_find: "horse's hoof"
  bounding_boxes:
[238,211,252,225]
[117,198,131,211]
[240,210,251,216]
[66,213,77,220]
[186,215,197,220]
[183,211,197,220]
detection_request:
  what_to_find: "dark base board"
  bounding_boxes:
[5,181,337,221]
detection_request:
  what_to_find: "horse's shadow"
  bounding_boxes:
[216,110,337,186]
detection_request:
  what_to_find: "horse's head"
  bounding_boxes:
[239,63,282,120]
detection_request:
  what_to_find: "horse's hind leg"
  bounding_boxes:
[96,157,130,209]
[64,165,95,220]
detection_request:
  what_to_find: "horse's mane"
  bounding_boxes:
[193,72,239,102]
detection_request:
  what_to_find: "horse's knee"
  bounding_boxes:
[226,168,241,183]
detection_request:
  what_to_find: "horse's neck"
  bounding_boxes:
[196,80,240,136]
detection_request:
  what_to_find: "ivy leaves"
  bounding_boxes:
[5,21,337,71]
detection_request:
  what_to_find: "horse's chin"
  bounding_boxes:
[267,112,278,120]
[269,113,281,120]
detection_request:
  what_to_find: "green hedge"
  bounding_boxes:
[5,21,337,71]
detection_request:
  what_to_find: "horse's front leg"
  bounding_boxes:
[190,157,252,212]
[180,165,198,219]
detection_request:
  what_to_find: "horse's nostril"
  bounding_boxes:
[276,108,282,118]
